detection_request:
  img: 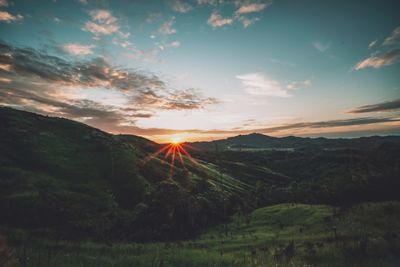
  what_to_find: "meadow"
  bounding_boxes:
[3,201,400,267]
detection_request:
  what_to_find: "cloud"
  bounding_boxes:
[286,80,311,90]
[0,0,9,7]
[368,39,378,49]
[383,26,400,45]
[0,42,218,132]
[78,0,88,5]
[312,41,330,52]
[203,1,272,29]
[160,89,218,110]
[160,117,400,136]
[236,73,309,97]
[107,116,400,139]
[349,99,400,113]
[355,49,400,70]
[207,11,233,28]
[238,16,259,28]
[357,26,400,70]
[158,17,177,35]
[145,12,162,24]
[170,41,181,48]
[260,117,400,132]
[0,11,23,23]
[83,9,119,35]
[63,43,94,56]
[112,37,133,49]
[235,2,270,14]
[170,0,193,13]
[197,0,224,5]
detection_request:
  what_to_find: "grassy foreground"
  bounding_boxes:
[3,201,400,267]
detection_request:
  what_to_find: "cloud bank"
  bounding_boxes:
[0,42,218,135]
[349,99,400,113]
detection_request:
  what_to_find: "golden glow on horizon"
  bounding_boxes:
[141,120,400,143]
[170,135,183,145]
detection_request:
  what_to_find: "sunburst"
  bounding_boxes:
[146,137,196,178]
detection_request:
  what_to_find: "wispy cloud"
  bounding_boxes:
[265,117,400,131]
[158,17,177,35]
[235,2,271,14]
[207,11,233,28]
[356,25,400,70]
[349,99,400,113]
[286,80,311,90]
[238,16,259,28]
[170,41,181,48]
[197,0,224,5]
[368,39,378,49]
[102,116,400,140]
[170,0,193,13]
[236,73,309,97]
[202,0,272,29]
[383,26,400,45]
[145,12,162,24]
[83,9,119,35]
[63,43,94,56]
[312,41,330,52]
[355,49,400,70]
[0,11,23,23]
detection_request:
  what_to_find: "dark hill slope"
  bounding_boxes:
[0,107,251,241]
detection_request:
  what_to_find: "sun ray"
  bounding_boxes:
[146,137,197,179]
[176,145,185,167]
[178,144,197,164]
[145,144,171,162]
[169,146,176,178]
[164,145,174,159]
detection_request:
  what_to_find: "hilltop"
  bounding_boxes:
[188,132,400,151]
[0,107,252,241]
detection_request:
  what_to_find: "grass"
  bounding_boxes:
[3,201,400,267]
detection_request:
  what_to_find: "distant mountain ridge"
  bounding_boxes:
[188,132,400,151]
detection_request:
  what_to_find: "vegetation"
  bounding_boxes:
[0,107,250,242]
[3,202,400,266]
[1,107,399,266]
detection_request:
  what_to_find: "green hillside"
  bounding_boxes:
[1,107,400,266]
[5,202,400,266]
[193,141,400,205]
[0,107,252,241]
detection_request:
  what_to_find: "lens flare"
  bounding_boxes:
[146,139,196,179]
[170,135,182,145]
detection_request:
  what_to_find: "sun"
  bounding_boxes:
[170,135,183,145]
[145,134,196,179]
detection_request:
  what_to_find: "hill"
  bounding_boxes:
[191,135,400,206]
[0,107,252,241]
[1,106,400,244]
[188,132,400,151]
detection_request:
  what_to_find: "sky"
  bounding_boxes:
[0,0,399,143]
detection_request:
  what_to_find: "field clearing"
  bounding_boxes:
[3,201,400,267]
